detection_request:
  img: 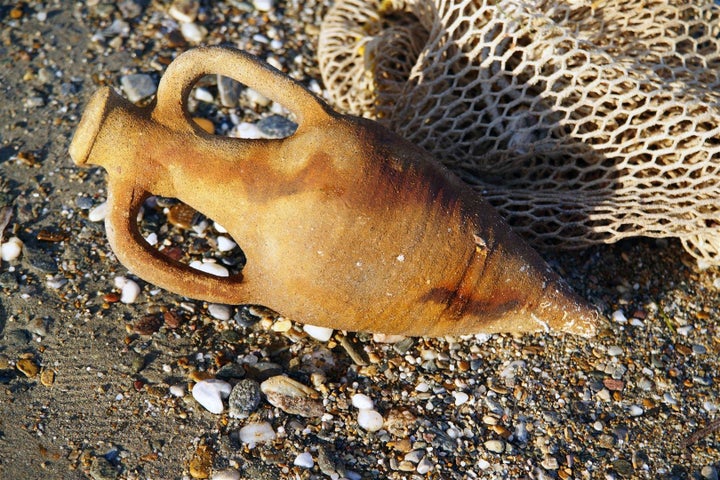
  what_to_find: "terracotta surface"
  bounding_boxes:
[69,46,599,337]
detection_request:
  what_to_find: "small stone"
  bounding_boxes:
[372,333,406,344]
[40,368,56,386]
[194,87,214,103]
[132,314,163,335]
[88,201,109,222]
[167,203,197,229]
[180,22,206,43]
[357,409,384,432]
[16,358,40,378]
[253,0,274,12]
[628,405,644,417]
[120,74,157,103]
[541,456,559,470]
[89,456,118,480]
[257,115,297,138]
[215,363,245,381]
[208,304,231,321]
[24,246,58,273]
[238,422,276,447]
[25,96,45,108]
[611,310,627,323]
[27,317,48,336]
[192,379,232,414]
[169,385,185,397]
[211,469,240,480]
[232,122,264,139]
[452,391,470,406]
[303,324,333,342]
[484,440,505,453]
[190,260,229,277]
[612,459,634,477]
[1,237,23,261]
[118,0,143,18]
[416,457,433,474]
[218,75,242,107]
[607,345,624,356]
[117,277,141,303]
[261,375,324,417]
[189,444,213,479]
[169,0,199,23]
[351,393,374,410]
[702,465,719,480]
[228,379,262,418]
[193,117,215,134]
[216,236,236,252]
[293,452,314,469]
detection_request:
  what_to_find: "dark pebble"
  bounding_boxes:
[257,115,297,138]
[233,306,262,328]
[89,456,119,480]
[393,337,415,354]
[244,361,283,381]
[24,246,58,273]
[75,196,94,210]
[612,459,634,478]
[228,378,262,418]
[0,272,18,288]
[216,362,246,381]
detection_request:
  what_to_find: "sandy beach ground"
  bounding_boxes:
[1,2,719,479]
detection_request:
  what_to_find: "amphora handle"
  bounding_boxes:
[153,46,332,133]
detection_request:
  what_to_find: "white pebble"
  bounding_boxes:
[238,422,276,447]
[120,279,141,304]
[194,87,214,103]
[190,260,229,277]
[606,345,623,356]
[192,379,232,414]
[303,324,334,342]
[216,235,237,252]
[145,232,158,246]
[244,89,270,107]
[352,393,374,410]
[233,122,264,139]
[484,439,505,453]
[293,452,314,469]
[416,457,433,474]
[452,391,470,406]
[208,304,231,321]
[628,405,644,417]
[213,222,228,233]
[357,408,383,432]
[88,201,109,222]
[1,237,23,261]
[180,22,206,43]
[211,469,240,480]
[611,309,627,324]
[169,385,185,397]
[253,0,274,12]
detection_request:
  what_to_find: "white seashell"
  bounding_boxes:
[303,324,334,342]
[238,422,276,447]
[192,379,232,414]
[357,408,383,432]
[1,236,23,261]
[88,201,109,222]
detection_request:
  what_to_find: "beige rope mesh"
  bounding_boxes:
[318,0,720,265]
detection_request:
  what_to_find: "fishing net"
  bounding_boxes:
[318,0,720,265]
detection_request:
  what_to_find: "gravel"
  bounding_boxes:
[0,1,718,479]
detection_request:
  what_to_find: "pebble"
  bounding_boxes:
[192,379,232,414]
[88,201,109,222]
[452,391,470,406]
[261,375,324,417]
[612,310,627,323]
[114,277,141,303]
[120,74,157,103]
[416,457,433,474]
[351,393,374,410]
[180,22,207,43]
[27,317,48,336]
[169,0,199,23]
[216,236,237,252]
[194,87,214,103]
[303,324,334,342]
[607,345,624,356]
[484,440,505,453]
[89,456,118,480]
[294,452,314,469]
[218,75,242,107]
[628,405,644,416]
[16,358,40,378]
[24,247,58,273]
[233,122,264,139]
[211,469,240,480]
[357,409,384,432]
[40,368,56,387]
[257,115,297,138]
[215,363,245,381]
[208,304,231,321]
[238,422,276,447]
[541,456,559,470]
[228,379,262,418]
[169,385,185,397]
[189,444,213,479]
[253,0,274,12]
[1,237,23,261]
[189,260,229,277]
[702,466,719,480]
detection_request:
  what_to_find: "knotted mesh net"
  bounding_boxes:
[318,0,720,265]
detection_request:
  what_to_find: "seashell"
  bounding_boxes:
[260,375,324,417]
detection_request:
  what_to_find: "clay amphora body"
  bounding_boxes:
[70,46,599,337]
